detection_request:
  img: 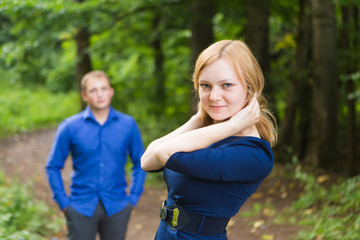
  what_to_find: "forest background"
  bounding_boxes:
[0,0,359,239]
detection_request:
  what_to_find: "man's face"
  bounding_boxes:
[81,77,114,111]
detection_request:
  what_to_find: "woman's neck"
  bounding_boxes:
[235,125,260,138]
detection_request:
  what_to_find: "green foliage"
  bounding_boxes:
[0,82,80,139]
[0,171,64,239]
[0,0,74,86]
[214,0,246,39]
[240,202,269,218]
[276,166,360,240]
[45,40,77,92]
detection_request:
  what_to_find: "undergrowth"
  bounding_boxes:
[0,82,80,139]
[275,165,360,240]
[0,171,64,240]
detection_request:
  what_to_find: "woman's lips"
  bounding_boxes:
[210,105,226,110]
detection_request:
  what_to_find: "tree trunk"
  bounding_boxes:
[307,0,338,169]
[340,5,358,176]
[189,0,215,113]
[244,0,272,101]
[151,12,166,115]
[190,0,215,67]
[277,0,312,160]
[75,0,93,109]
[353,6,360,175]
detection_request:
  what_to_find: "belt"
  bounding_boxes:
[159,201,230,235]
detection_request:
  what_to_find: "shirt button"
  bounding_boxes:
[100,163,104,167]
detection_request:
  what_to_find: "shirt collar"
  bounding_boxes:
[107,106,119,121]
[83,106,119,123]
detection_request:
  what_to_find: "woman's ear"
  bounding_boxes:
[244,92,252,108]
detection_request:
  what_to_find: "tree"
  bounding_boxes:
[306,0,338,169]
[189,0,216,113]
[189,0,215,67]
[277,0,312,160]
[151,10,166,114]
[339,4,359,175]
[74,0,93,109]
[244,0,271,99]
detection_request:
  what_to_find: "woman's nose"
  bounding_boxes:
[210,87,222,101]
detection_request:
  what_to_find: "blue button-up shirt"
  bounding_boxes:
[45,106,146,217]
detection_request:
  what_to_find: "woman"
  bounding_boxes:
[141,39,277,239]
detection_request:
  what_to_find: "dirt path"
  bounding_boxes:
[0,129,301,240]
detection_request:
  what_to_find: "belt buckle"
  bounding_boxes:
[159,201,167,220]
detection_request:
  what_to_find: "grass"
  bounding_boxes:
[0,171,64,239]
[239,163,360,240]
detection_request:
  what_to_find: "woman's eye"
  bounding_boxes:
[223,83,232,88]
[200,84,210,89]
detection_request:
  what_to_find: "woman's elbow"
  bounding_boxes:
[140,148,165,171]
[153,146,171,167]
[140,155,153,171]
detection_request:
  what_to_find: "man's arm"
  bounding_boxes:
[127,120,147,206]
[45,122,70,211]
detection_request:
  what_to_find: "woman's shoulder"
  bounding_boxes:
[222,136,274,161]
[213,136,273,156]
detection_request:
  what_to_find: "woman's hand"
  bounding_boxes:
[229,94,260,133]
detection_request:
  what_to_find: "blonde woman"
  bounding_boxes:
[141,40,277,240]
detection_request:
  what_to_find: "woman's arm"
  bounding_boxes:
[140,112,203,170]
[141,96,260,171]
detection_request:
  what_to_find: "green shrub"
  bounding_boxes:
[0,171,64,239]
[0,82,80,139]
[276,166,360,240]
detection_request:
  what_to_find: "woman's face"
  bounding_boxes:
[198,58,248,123]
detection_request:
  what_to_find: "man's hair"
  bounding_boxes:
[81,70,110,91]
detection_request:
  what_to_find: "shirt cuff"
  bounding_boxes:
[129,193,141,207]
[56,195,70,211]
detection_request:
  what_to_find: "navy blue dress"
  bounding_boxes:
[154,136,274,240]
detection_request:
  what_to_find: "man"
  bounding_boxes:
[46,70,146,240]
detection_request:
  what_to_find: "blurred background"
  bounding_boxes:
[0,0,359,239]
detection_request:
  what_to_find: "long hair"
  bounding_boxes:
[192,40,277,147]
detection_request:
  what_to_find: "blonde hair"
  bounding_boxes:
[81,70,110,91]
[193,40,278,147]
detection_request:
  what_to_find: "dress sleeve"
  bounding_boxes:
[164,138,274,183]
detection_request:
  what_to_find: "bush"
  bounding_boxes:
[0,82,80,139]
[276,165,360,240]
[0,171,64,239]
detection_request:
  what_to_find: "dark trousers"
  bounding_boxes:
[65,201,133,240]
